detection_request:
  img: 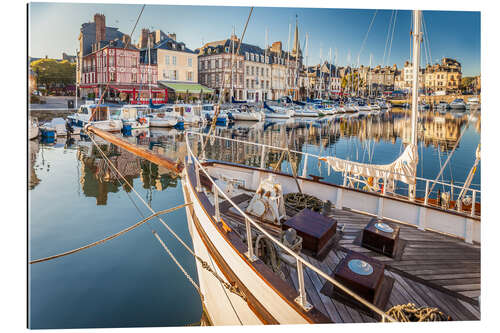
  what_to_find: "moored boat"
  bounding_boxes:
[29,116,39,140]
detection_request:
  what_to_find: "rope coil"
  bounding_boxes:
[385,303,451,322]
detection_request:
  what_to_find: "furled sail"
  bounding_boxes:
[321,144,418,185]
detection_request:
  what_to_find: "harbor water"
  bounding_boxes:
[28,108,480,328]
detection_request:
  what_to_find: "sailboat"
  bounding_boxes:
[87,10,480,325]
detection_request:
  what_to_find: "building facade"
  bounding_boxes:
[77,13,164,103]
[424,58,462,94]
[197,35,245,101]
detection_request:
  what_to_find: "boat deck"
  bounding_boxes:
[219,196,480,323]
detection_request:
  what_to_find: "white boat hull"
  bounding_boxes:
[231,112,264,121]
[29,126,39,140]
[181,168,313,325]
[149,118,178,128]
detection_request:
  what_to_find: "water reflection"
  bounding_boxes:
[74,141,180,205]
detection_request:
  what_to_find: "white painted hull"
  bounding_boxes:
[181,169,311,325]
[231,111,264,121]
[293,110,319,117]
[149,118,178,128]
[123,119,150,129]
[180,160,480,325]
[29,126,39,140]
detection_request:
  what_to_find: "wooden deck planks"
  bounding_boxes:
[284,207,481,322]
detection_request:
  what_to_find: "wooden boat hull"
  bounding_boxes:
[180,163,329,325]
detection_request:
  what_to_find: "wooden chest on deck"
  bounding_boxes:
[362,218,400,257]
[283,208,337,255]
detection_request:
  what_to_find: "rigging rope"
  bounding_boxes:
[85,133,247,301]
[386,10,398,67]
[428,109,478,195]
[29,204,190,264]
[386,303,450,322]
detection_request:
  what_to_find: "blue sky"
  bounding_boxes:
[29,2,480,76]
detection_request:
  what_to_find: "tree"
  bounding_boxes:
[460,76,476,93]
[31,58,76,89]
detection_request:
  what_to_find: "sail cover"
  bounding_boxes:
[322,144,418,185]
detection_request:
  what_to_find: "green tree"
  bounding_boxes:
[31,58,76,89]
[460,76,476,92]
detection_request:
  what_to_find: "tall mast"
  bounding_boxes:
[148,33,151,102]
[231,26,235,100]
[410,10,422,146]
[329,48,332,99]
[369,53,372,97]
[265,27,268,101]
[286,22,291,99]
[305,33,309,99]
[409,10,422,201]
[75,48,78,109]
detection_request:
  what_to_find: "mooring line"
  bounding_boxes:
[29,203,191,264]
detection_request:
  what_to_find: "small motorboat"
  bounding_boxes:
[118,105,150,129]
[67,103,123,132]
[449,98,466,109]
[229,105,265,121]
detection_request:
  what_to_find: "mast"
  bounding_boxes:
[231,26,235,100]
[410,10,422,146]
[265,27,268,101]
[409,10,422,201]
[75,48,78,110]
[286,22,291,100]
[329,48,332,100]
[305,33,309,99]
[369,53,372,98]
[148,33,151,103]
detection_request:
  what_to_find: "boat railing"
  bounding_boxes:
[185,132,396,322]
[187,131,480,219]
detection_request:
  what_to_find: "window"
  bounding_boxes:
[246,79,249,88]
[266,68,269,76]
[169,70,177,80]
[188,57,192,67]
[245,52,249,60]
[261,68,264,76]
[172,56,177,65]
[218,59,222,68]
[165,55,170,65]
[187,71,193,81]
[251,67,254,75]
[211,59,215,69]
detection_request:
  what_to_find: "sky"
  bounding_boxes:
[29,2,481,76]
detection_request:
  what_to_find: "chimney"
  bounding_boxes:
[140,28,150,48]
[271,41,282,53]
[168,33,176,41]
[94,13,106,44]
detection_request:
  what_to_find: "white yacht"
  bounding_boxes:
[67,103,123,132]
